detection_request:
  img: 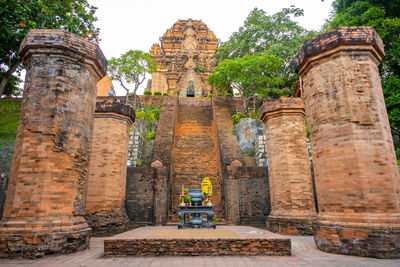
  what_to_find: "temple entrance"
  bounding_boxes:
[186,81,195,97]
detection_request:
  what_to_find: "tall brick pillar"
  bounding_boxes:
[260,97,317,235]
[85,100,135,236]
[0,30,107,258]
[295,27,400,258]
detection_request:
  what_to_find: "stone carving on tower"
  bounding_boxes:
[148,19,218,96]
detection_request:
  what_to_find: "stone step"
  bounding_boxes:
[104,226,291,256]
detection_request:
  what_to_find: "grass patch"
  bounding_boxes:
[0,100,21,141]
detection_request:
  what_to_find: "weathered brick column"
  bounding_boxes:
[295,27,400,258]
[260,97,317,235]
[85,100,135,236]
[0,29,107,258]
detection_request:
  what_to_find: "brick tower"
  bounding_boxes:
[148,19,218,96]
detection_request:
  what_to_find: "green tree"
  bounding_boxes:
[208,53,285,114]
[0,0,100,97]
[328,0,400,128]
[108,50,158,104]
[214,6,315,92]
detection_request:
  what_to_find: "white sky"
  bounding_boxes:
[90,0,335,96]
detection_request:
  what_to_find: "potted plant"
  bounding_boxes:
[179,189,191,206]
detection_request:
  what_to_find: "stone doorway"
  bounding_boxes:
[186,81,195,97]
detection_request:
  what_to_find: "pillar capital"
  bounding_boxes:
[294,26,385,76]
[260,97,305,122]
[19,29,107,80]
[95,100,136,125]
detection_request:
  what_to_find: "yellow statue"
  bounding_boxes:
[201,177,212,195]
[201,177,213,206]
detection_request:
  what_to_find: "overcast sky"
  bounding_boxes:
[90,0,335,95]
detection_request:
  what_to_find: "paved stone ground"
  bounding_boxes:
[1,227,399,266]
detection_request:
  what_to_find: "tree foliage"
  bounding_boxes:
[0,0,100,96]
[214,7,315,92]
[108,50,157,104]
[329,0,400,128]
[208,53,286,113]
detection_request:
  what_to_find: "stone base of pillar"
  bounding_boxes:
[85,207,129,237]
[266,215,314,235]
[0,216,90,258]
[314,221,400,259]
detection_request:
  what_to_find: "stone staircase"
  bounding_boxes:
[169,98,222,220]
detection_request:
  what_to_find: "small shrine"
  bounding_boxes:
[177,177,216,229]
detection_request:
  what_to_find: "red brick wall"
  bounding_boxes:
[125,166,169,226]
[225,167,270,226]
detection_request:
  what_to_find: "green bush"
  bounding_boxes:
[144,90,152,95]
[244,149,255,157]
[207,94,214,98]
[224,93,232,97]
[249,110,260,119]
[234,92,240,96]
[217,92,223,96]
[163,92,169,96]
[232,127,237,136]
[231,112,246,125]
[153,91,162,95]
[145,129,156,140]
[305,119,310,138]
[136,105,161,122]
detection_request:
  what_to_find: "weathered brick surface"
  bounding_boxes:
[125,166,169,226]
[213,97,255,168]
[296,27,400,258]
[224,167,270,226]
[104,238,291,256]
[150,96,178,169]
[170,98,222,215]
[85,101,134,236]
[125,167,154,226]
[153,166,169,226]
[260,97,316,235]
[138,95,164,107]
[0,29,106,258]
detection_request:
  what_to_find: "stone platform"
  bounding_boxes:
[104,226,291,256]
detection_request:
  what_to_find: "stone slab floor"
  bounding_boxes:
[0,230,399,266]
